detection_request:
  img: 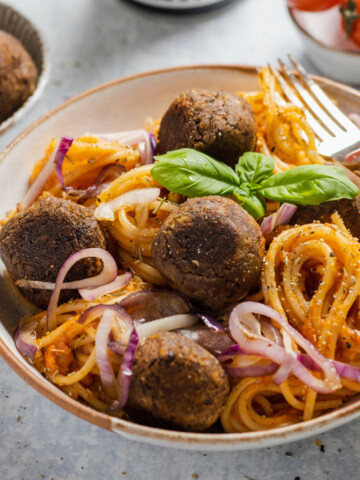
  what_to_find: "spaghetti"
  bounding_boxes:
[222,214,360,432]
[7,67,360,434]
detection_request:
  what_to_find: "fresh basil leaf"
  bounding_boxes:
[151,148,240,197]
[260,165,359,205]
[236,152,275,185]
[233,188,266,219]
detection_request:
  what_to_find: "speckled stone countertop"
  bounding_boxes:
[1,0,360,479]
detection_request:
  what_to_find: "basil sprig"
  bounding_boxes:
[151,148,359,219]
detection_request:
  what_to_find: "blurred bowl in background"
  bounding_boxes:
[288,6,360,85]
[0,2,50,134]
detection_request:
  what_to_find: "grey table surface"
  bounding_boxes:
[1,0,360,479]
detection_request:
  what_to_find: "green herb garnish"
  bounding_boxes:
[151,148,359,219]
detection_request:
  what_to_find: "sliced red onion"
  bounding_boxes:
[229,302,341,393]
[93,130,154,165]
[259,319,283,346]
[216,344,244,362]
[90,306,134,392]
[149,133,157,158]
[19,136,73,211]
[17,250,119,293]
[14,321,38,360]
[272,332,297,386]
[94,187,160,221]
[261,203,298,235]
[54,136,74,190]
[79,272,132,301]
[299,353,360,384]
[225,363,279,378]
[198,314,224,332]
[95,309,118,389]
[67,164,125,201]
[46,248,118,331]
[108,332,126,356]
[136,314,199,340]
[115,327,139,409]
[119,289,191,322]
[219,347,360,384]
[78,304,132,328]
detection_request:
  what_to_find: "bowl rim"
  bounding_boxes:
[288,5,360,57]
[0,1,51,134]
[2,63,360,449]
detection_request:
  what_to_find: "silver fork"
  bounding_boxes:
[268,54,360,163]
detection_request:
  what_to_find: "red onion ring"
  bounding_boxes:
[219,347,360,384]
[229,301,341,393]
[93,130,155,165]
[149,133,157,159]
[259,319,283,346]
[46,248,118,331]
[94,187,160,222]
[19,136,73,211]
[261,203,298,235]
[114,327,139,409]
[271,332,297,385]
[95,309,118,389]
[67,164,126,201]
[54,136,74,190]
[225,363,279,378]
[198,314,224,333]
[14,321,38,360]
[216,344,244,362]
[79,305,133,357]
[79,272,132,301]
[108,332,126,356]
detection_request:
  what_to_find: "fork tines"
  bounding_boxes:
[269,55,359,158]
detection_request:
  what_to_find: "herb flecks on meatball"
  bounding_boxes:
[157,89,257,168]
[0,196,106,309]
[152,196,265,311]
[127,331,229,432]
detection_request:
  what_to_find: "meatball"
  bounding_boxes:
[127,331,229,431]
[0,196,106,309]
[0,30,38,123]
[290,167,360,239]
[158,89,257,168]
[152,196,265,311]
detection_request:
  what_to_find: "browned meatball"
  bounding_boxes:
[152,196,265,311]
[0,30,38,123]
[0,196,106,309]
[158,89,257,168]
[127,331,229,432]
[290,167,360,239]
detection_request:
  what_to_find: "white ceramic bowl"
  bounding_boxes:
[289,6,360,85]
[0,2,50,133]
[1,65,360,450]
